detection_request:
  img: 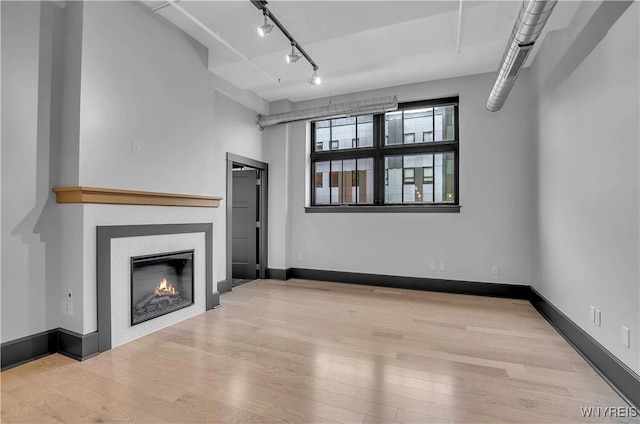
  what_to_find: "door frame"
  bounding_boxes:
[223,152,268,293]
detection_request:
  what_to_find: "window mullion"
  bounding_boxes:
[374,114,384,205]
[329,160,334,204]
[432,105,435,145]
[401,155,405,204]
[455,104,460,203]
[311,161,315,205]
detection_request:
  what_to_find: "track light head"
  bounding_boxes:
[286,46,301,64]
[257,15,273,38]
[308,70,321,86]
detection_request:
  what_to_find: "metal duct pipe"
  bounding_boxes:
[256,96,398,130]
[486,0,557,112]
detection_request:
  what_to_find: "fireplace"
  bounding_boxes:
[130,250,194,326]
[98,224,212,351]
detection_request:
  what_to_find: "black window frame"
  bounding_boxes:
[308,97,460,213]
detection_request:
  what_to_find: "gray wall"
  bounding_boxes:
[271,70,538,286]
[532,2,639,374]
[1,1,65,342]
[2,1,46,342]
[263,100,294,271]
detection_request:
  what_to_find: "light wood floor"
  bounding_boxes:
[1,279,636,423]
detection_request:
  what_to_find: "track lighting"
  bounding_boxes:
[257,14,273,38]
[251,1,323,87]
[285,45,300,64]
[308,70,321,86]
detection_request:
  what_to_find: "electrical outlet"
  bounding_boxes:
[66,288,73,300]
[132,141,141,154]
[439,262,445,272]
[296,254,302,262]
[430,262,436,271]
[492,266,500,275]
[61,301,67,315]
[594,309,601,327]
[589,306,595,323]
[66,302,74,317]
[622,326,630,348]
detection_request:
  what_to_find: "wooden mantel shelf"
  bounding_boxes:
[52,186,222,208]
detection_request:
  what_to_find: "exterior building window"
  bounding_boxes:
[310,97,458,209]
[403,168,415,184]
[330,171,339,188]
[423,166,434,183]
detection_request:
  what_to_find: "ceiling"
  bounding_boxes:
[141,1,580,104]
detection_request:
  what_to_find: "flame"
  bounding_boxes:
[155,278,175,296]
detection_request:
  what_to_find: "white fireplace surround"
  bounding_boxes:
[110,232,206,348]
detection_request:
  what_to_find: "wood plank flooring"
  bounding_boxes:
[2,279,636,423]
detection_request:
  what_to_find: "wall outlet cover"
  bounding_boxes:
[622,326,630,347]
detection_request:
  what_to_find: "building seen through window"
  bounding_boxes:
[311,97,458,208]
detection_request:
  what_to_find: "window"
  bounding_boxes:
[403,168,415,184]
[423,166,433,183]
[310,97,459,210]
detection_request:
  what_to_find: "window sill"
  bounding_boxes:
[305,205,461,213]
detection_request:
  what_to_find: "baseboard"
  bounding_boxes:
[267,268,292,280]
[217,279,232,293]
[1,328,99,370]
[529,288,639,408]
[207,290,221,310]
[289,267,531,299]
[57,329,100,361]
[0,329,58,370]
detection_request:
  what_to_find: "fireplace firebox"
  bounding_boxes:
[130,250,194,326]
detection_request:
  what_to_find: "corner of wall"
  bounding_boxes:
[58,0,83,186]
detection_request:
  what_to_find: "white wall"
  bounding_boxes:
[263,100,293,271]
[1,1,46,342]
[278,71,537,285]
[78,1,216,194]
[70,1,264,334]
[532,2,639,374]
[2,0,266,338]
[1,1,66,342]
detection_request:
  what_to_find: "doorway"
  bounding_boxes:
[224,153,268,293]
